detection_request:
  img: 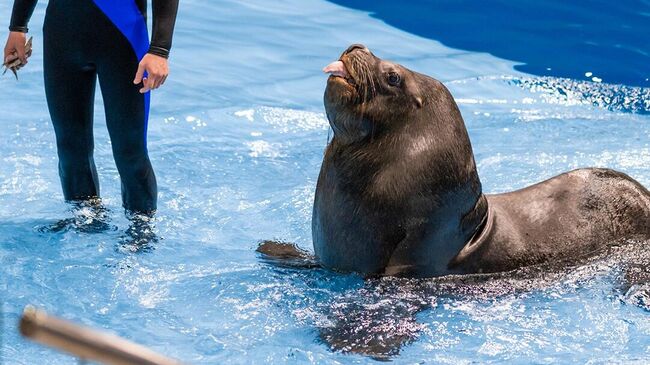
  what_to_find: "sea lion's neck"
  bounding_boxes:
[380,127,491,276]
[324,103,491,277]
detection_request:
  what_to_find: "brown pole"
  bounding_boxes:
[19,306,186,365]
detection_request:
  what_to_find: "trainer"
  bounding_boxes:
[4,0,179,213]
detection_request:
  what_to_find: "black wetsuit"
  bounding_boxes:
[9,0,179,212]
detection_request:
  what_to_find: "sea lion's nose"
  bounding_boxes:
[344,44,368,54]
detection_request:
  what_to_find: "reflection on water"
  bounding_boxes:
[287,240,650,359]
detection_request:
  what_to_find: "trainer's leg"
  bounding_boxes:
[43,19,99,201]
[97,66,157,213]
[87,0,157,213]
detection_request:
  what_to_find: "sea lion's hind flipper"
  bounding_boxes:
[256,240,320,269]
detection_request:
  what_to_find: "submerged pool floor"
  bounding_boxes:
[1,1,649,364]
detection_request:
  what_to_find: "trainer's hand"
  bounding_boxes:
[3,31,28,67]
[133,53,169,93]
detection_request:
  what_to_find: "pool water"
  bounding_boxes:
[1,0,649,364]
[330,0,650,88]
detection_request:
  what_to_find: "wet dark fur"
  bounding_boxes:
[311,44,650,278]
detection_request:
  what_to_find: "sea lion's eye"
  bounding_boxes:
[387,72,401,86]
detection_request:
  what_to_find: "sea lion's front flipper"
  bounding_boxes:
[256,240,320,269]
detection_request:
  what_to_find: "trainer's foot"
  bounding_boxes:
[39,198,116,234]
[117,211,159,253]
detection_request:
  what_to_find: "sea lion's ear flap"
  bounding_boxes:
[414,96,423,109]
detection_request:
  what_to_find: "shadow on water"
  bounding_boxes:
[262,240,650,359]
[327,0,650,88]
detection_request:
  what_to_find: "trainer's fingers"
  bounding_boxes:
[15,45,26,64]
[146,75,158,90]
[139,77,152,93]
[3,44,13,63]
[159,74,168,87]
[149,77,157,90]
[152,75,164,89]
[4,50,17,65]
[133,63,146,84]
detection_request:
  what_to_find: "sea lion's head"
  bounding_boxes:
[323,44,445,144]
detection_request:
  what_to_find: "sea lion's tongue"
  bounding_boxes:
[323,61,348,78]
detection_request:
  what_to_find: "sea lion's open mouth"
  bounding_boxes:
[323,59,356,86]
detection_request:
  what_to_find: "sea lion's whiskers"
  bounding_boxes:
[357,57,377,99]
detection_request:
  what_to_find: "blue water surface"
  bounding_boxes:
[1,1,650,364]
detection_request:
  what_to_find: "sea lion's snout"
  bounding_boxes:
[323,44,372,86]
[323,61,349,78]
[323,44,406,143]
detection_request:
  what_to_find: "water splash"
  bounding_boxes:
[510,76,650,114]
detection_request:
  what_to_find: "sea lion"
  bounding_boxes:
[255,45,650,357]
[258,44,650,278]
[314,44,650,278]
